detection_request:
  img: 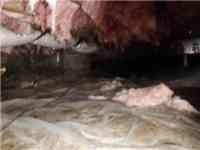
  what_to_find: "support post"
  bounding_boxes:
[183,54,188,67]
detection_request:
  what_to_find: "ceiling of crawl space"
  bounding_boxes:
[1,1,200,53]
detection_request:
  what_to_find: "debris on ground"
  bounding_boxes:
[0,67,6,76]
[112,83,197,112]
[88,95,108,101]
[100,77,123,92]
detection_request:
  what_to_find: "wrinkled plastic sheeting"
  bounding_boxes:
[2,116,200,150]
[1,99,200,150]
[1,117,92,150]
